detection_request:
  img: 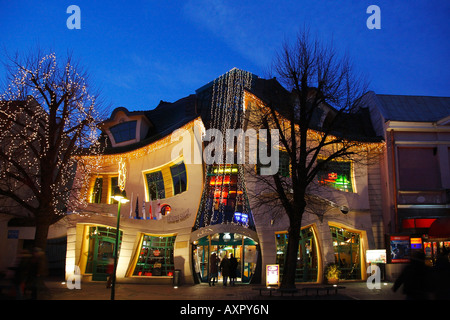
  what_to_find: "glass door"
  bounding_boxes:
[193,233,258,284]
[86,226,122,281]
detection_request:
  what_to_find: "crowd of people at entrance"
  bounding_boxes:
[209,252,238,287]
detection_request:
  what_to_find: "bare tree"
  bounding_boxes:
[245,30,382,288]
[0,50,106,250]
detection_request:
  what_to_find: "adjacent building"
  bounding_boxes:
[362,92,450,278]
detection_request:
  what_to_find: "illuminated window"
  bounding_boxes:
[275,227,318,282]
[110,176,119,203]
[146,171,165,200]
[90,177,103,203]
[133,234,176,277]
[317,160,353,192]
[330,226,361,280]
[110,120,137,143]
[170,162,187,195]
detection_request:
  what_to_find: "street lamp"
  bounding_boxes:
[111,189,129,301]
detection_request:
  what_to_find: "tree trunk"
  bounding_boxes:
[280,218,302,289]
[34,213,52,251]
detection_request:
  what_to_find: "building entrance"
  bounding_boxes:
[193,233,259,284]
[85,226,122,281]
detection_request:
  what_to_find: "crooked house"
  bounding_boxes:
[64,69,385,285]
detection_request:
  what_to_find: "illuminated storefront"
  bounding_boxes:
[193,233,259,284]
[275,226,318,282]
[330,226,361,280]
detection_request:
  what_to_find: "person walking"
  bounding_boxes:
[11,249,32,299]
[220,254,231,286]
[392,251,431,300]
[27,247,48,300]
[432,249,450,300]
[229,254,238,286]
[209,253,218,286]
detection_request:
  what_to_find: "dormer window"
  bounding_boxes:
[109,120,137,143]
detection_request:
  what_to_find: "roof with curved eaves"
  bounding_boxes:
[101,69,384,154]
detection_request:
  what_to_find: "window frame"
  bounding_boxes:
[132,234,177,277]
[145,170,165,200]
[90,177,103,204]
[170,161,187,196]
[316,159,355,193]
[109,120,137,144]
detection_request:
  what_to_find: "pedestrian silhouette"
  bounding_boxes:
[26,247,48,300]
[229,254,238,286]
[220,255,231,286]
[392,251,431,300]
[209,253,218,286]
[432,248,450,300]
[11,249,32,299]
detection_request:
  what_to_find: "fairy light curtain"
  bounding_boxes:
[193,69,256,231]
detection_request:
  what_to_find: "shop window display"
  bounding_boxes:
[330,226,361,280]
[275,227,318,282]
[133,235,176,277]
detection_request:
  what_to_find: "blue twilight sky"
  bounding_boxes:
[0,1,449,112]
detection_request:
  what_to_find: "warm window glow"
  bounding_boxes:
[317,160,354,192]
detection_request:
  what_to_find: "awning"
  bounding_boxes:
[428,217,450,239]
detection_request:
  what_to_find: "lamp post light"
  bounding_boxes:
[111,189,129,301]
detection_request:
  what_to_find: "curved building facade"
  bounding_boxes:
[64,69,385,285]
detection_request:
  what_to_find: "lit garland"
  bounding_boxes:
[194,69,255,230]
[244,91,385,155]
[80,117,201,167]
[0,52,104,219]
[118,157,126,192]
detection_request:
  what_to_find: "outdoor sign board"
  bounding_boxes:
[410,238,422,249]
[366,249,387,264]
[390,236,410,263]
[266,264,279,287]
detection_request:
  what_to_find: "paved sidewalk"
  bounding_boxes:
[18,279,405,301]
